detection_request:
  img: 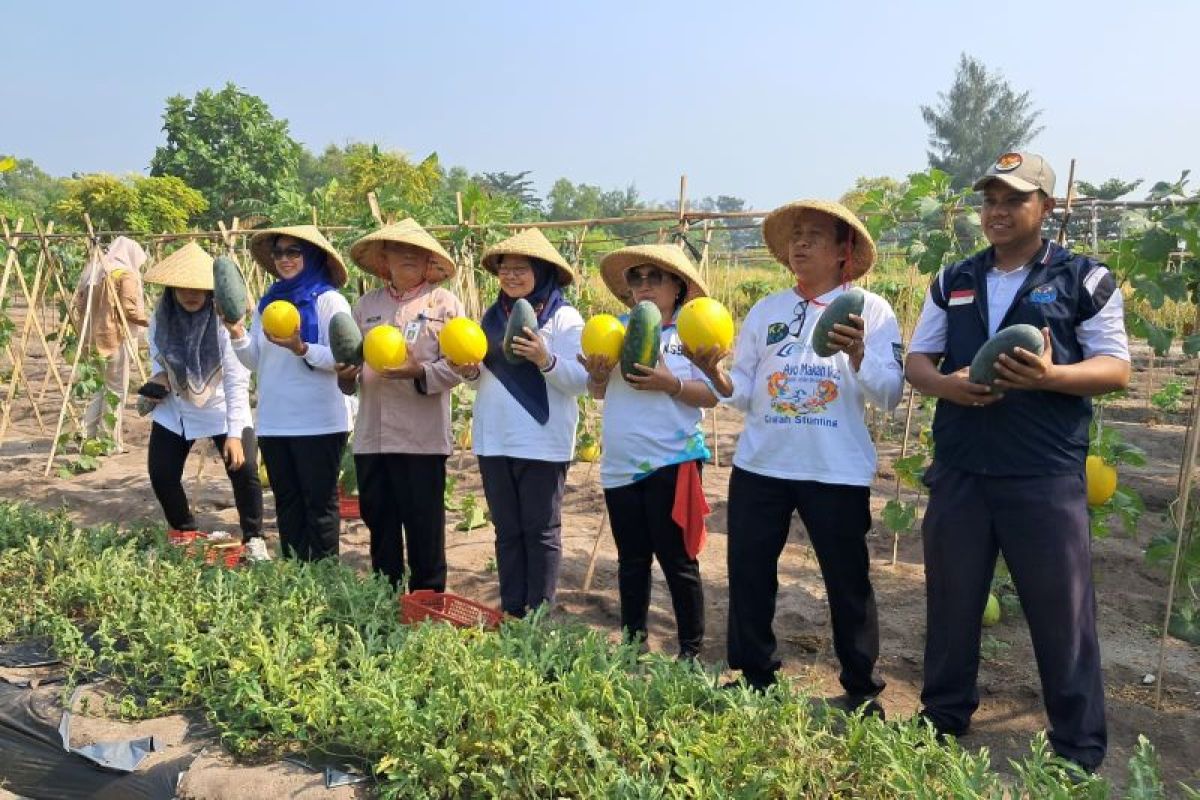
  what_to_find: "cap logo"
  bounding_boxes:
[995,153,1023,172]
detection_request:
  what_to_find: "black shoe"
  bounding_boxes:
[821,693,886,720]
[914,710,968,742]
[721,672,775,694]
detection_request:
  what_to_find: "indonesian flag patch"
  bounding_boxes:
[948,289,975,307]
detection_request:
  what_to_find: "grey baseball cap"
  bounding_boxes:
[973,152,1056,195]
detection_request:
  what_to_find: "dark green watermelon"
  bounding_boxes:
[812,287,865,358]
[329,312,364,366]
[620,301,663,381]
[969,324,1044,384]
[213,256,248,324]
[503,298,538,364]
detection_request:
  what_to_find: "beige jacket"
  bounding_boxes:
[72,237,149,357]
[351,284,466,455]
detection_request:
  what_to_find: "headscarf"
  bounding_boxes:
[480,259,568,425]
[153,290,222,407]
[79,236,148,287]
[256,239,337,343]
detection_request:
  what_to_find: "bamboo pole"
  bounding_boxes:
[1056,158,1078,246]
[0,217,24,308]
[83,215,148,386]
[581,507,610,592]
[0,220,54,438]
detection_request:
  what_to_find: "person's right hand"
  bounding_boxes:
[222,319,246,340]
[335,363,362,383]
[683,344,728,379]
[447,360,481,380]
[940,367,1004,408]
[576,353,615,385]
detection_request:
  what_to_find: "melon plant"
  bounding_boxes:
[620,300,662,381]
[812,287,865,357]
[503,298,538,364]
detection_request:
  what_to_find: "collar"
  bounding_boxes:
[387,281,428,303]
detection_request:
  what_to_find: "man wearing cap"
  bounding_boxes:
[906,152,1130,771]
[689,201,903,710]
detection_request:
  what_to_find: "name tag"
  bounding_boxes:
[403,320,421,343]
[948,290,975,307]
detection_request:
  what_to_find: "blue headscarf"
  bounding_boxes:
[257,239,337,343]
[481,259,567,425]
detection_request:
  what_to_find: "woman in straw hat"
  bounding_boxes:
[580,244,719,660]
[457,228,588,618]
[338,219,465,592]
[71,236,150,452]
[687,201,903,709]
[140,242,266,559]
[225,225,353,562]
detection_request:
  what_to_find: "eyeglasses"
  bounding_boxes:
[270,246,304,261]
[626,268,665,288]
[788,298,814,339]
[497,265,533,277]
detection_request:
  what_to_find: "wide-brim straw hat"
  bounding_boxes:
[143,242,215,291]
[480,228,575,286]
[599,244,709,308]
[762,200,877,280]
[248,225,348,287]
[349,218,456,283]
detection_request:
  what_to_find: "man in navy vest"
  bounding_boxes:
[905,152,1130,772]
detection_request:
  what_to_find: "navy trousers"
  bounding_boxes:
[726,466,884,696]
[356,452,448,592]
[477,456,568,617]
[259,432,347,562]
[920,464,1107,770]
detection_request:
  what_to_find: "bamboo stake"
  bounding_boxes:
[890,385,919,566]
[84,215,149,386]
[0,217,24,308]
[1056,158,1077,246]
[581,507,610,592]
[0,221,54,438]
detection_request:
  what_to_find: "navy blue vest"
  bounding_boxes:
[928,241,1117,477]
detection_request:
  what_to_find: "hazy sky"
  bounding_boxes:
[3,0,1195,209]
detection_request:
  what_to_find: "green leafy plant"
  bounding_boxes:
[1150,377,1187,413]
[1088,415,1147,538]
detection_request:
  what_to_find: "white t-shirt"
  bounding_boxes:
[471,305,589,462]
[148,318,253,441]
[231,289,354,437]
[599,323,711,489]
[909,263,1130,359]
[723,286,904,486]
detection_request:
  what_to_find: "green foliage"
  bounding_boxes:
[857,168,982,274]
[54,173,208,232]
[0,154,66,219]
[1088,413,1146,538]
[475,170,540,211]
[150,83,302,225]
[1150,378,1187,413]
[0,501,1165,798]
[1077,178,1144,202]
[920,54,1044,189]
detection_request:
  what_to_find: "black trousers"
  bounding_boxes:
[604,462,705,657]
[477,456,568,617]
[258,432,347,562]
[920,465,1107,769]
[147,421,263,540]
[726,466,883,695]
[356,453,448,592]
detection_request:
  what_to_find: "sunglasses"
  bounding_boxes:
[497,265,533,277]
[626,268,666,289]
[270,246,305,261]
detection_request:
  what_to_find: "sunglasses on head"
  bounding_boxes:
[271,245,305,261]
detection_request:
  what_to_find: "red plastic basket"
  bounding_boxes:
[400,590,502,629]
[167,529,204,546]
[338,490,360,520]
[204,542,244,569]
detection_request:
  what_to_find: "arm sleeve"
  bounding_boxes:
[220,329,254,436]
[1076,264,1130,360]
[299,291,350,372]
[542,306,589,397]
[230,310,261,370]
[418,294,467,396]
[119,274,149,326]
[721,303,760,413]
[907,286,949,356]
[850,297,904,410]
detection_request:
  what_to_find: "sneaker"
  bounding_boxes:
[244,537,271,562]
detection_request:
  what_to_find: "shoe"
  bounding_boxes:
[244,537,271,562]
[914,710,967,741]
[822,693,886,720]
[721,672,775,694]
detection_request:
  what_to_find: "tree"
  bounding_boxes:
[150,83,302,224]
[920,54,1044,189]
[476,171,540,211]
[54,174,208,232]
[1076,178,1143,201]
[0,155,66,219]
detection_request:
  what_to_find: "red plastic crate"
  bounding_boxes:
[338,491,360,520]
[400,590,502,629]
[167,529,204,546]
[204,542,244,569]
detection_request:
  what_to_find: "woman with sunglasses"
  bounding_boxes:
[687,201,903,713]
[226,225,353,561]
[580,244,718,660]
[454,229,587,618]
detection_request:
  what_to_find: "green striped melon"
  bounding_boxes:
[620,301,662,381]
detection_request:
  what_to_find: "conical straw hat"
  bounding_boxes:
[248,224,348,287]
[761,200,877,280]
[599,244,709,308]
[349,218,456,282]
[480,228,575,286]
[143,242,215,291]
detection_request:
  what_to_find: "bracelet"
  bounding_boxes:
[540,354,557,373]
[669,376,685,397]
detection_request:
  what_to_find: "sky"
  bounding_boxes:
[3,0,1196,210]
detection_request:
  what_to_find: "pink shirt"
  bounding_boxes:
[351,284,466,455]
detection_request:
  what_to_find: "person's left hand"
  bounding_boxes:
[265,324,307,356]
[512,326,552,369]
[223,437,245,471]
[626,361,682,394]
[378,357,425,381]
[824,314,866,370]
[992,328,1055,391]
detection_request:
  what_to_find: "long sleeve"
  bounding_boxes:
[230,310,261,371]
[846,296,904,411]
[118,273,148,326]
[418,293,467,396]
[541,306,589,397]
[220,329,253,437]
[722,303,761,413]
